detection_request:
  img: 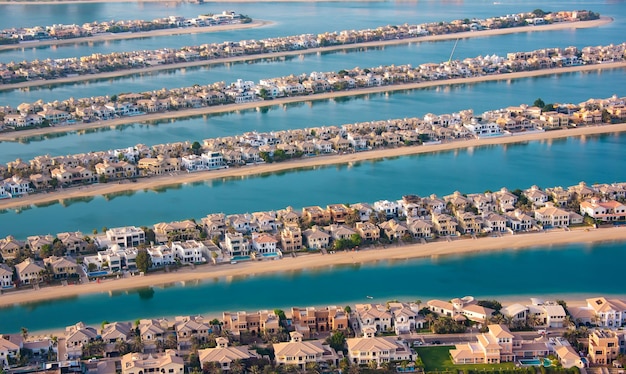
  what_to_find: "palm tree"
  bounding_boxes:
[305,362,320,374]
[230,359,245,374]
[424,314,437,329]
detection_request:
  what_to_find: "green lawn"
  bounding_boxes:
[416,346,517,373]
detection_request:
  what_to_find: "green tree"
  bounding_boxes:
[274,309,287,324]
[533,98,545,109]
[191,141,202,155]
[136,249,152,273]
[326,331,346,353]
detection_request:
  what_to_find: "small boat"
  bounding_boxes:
[366,296,373,299]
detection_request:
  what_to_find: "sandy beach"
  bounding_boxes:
[0,20,270,53]
[1,226,625,310]
[2,121,626,212]
[0,17,611,92]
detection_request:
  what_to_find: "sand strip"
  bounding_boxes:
[1,227,625,308]
[0,20,270,52]
[0,17,611,92]
[1,58,624,144]
[2,121,625,211]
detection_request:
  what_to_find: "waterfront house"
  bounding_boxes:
[2,176,31,196]
[65,322,98,359]
[444,191,472,213]
[545,186,572,207]
[524,185,549,207]
[174,316,211,351]
[104,226,146,248]
[290,306,348,337]
[137,155,180,176]
[15,258,44,285]
[201,213,226,238]
[407,218,433,239]
[171,240,209,264]
[450,324,515,364]
[251,233,279,255]
[431,213,458,236]
[372,200,400,218]
[57,231,88,254]
[0,263,13,288]
[0,335,20,368]
[526,300,567,328]
[504,210,534,231]
[26,234,55,253]
[588,330,620,365]
[302,226,331,250]
[251,211,278,232]
[534,203,570,228]
[0,235,28,261]
[483,213,508,232]
[584,297,626,327]
[388,302,423,334]
[493,187,518,212]
[222,232,250,257]
[500,304,528,323]
[552,338,586,369]
[351,202,373,222]
[455,212,483,235]
[95,160,137,180]
[279,225,302,252]
[568,181,598,201]
[354,304,393,333]
[138,319,168,353]
[355,222,380,242]
[302,206,331,225]
[378,219,409,240]
[153,220,200,242]
[326,204,351,224]
[101,322,132,354]
[51,165,95,185]
[198,337,260,372]
[43,256,78,279]
[147,245,175,268]
[324,224,357,242]
[222,310,279,336]
[346,328,413,368]
[121,350,184,374]
[580,198,626,222]
[273,331,340,370]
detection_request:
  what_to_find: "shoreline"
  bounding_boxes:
[1,227,626,310]
[1,60,624,143]
[0,17,612,92]
[2,122,626,211]
[0,20,270,52]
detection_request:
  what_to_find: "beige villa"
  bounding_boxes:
[198,337,259,372]
[273,332,340,370]
[346,328,413,368]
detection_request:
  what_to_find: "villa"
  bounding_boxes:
[450,324,551,364]
[346,328,413,368]
[588,330,621,365]
[273,332,340,370]
[14,258,44,285]
[121,350,184,374]
[198,337,259,372]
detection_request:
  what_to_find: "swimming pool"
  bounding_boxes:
[88,271,109,277]
[518,359,551,367]
[231,255,251,261]
[519,359,542,366]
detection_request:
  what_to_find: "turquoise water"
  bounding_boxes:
[231,255,251,261]
[0,0,625,335]
[0,241,624,334]
[1,132,624,239]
